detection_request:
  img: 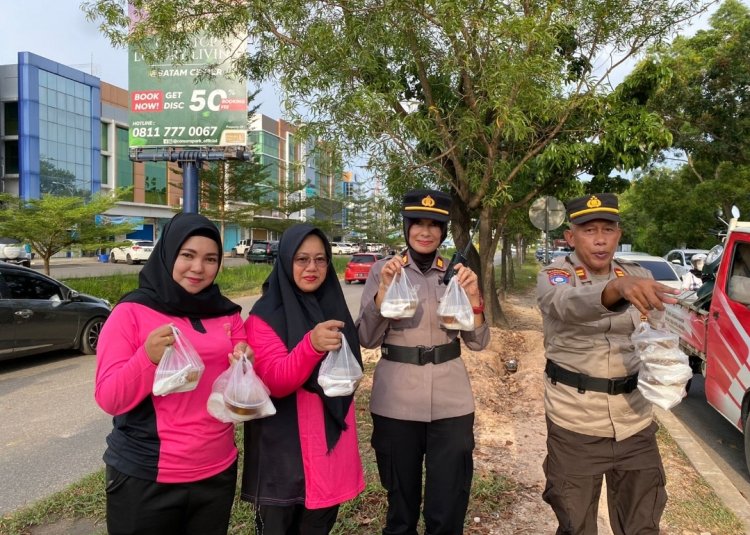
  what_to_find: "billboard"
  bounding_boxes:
[128,29,248,148]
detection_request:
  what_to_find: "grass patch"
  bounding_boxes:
[657,425,745,534]
[0,471,107,535]
[61,257,351,304]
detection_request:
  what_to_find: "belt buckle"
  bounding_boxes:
[417,345,435,365]
[608,375,637,395]
[607,379,620,395]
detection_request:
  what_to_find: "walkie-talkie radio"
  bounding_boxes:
[443,219,480,284]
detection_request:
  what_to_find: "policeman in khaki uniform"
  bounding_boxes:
[357,189,489,535]
[537,193,680,535]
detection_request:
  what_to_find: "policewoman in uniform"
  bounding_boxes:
[537,193,680,535]
[357,189,490,535]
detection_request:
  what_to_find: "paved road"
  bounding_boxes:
[0,282,365,516]
[671,375,750,499]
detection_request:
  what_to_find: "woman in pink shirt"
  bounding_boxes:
[95,213,246,535]
[242,224,364,534]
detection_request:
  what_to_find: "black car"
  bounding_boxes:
[0,263,111,361]
[245,240,279,264]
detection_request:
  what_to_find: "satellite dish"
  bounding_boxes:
[529,196,565,231]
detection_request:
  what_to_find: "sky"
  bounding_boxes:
[0,0,284,118]
[0,1,727,113]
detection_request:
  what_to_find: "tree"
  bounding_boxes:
[0,193,134,275]
[199,157,270,239]
[621,165,750,253]
[84,0,711,324]
[635,0,750,221]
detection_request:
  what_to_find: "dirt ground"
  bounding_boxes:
[426,290,726,535]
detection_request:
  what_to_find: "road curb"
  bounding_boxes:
[654,407,750,532]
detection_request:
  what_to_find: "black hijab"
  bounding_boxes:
[403,217,448,272]
[250,223,362,452]
[118,212,241,323]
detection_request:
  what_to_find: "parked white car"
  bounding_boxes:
[0,237,32,267]
[614,252,682,290]
[231,239,253,257]
[663,248,711,277]
[331,242,356,255]
[110,240,155,265]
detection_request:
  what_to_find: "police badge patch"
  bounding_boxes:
[547,269,570,285]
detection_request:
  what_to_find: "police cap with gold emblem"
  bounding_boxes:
[401,189,452,222]
[566,193,620,225]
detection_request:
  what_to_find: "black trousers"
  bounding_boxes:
[543,418,667,535]
[105,461,237,535]
[371,413,475,535]
[254,504,340,535]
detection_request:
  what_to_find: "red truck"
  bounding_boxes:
[664,216,750,474]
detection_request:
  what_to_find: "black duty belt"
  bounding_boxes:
[545,360,638,395]
[381,339,461,366]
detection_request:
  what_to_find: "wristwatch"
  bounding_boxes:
[472,298,485,315]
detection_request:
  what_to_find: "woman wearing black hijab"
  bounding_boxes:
[241,223,364,535]
[357,189,489,535]
[95,212,246,535]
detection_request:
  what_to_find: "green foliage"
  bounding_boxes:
[0,192,134,275]
[82,0,711,325]
[62,258,351,304]
[619,0,750,252]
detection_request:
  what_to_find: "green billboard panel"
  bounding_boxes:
[128,36,248,148]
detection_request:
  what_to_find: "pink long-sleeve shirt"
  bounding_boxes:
[246,315,365,508]
[95,302,245,483]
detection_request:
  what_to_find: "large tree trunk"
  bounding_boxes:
[451,200,508,327]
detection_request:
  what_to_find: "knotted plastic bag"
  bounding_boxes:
[381,269,419,318]
[224,356,276,422]
[318,335,364,397]
[152,325,204,396]
[218,354,276,422]
[632,321,693,410]
[436,276,475,331]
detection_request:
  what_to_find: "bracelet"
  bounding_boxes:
[472,298,484,315]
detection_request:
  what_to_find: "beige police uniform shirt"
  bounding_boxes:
[356,252,490,422]
[537,252,653,441]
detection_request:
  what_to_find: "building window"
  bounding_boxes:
[37,71,92,196]
[4,140,19,174]
[144,161,167,205]
[100,122,109,152]
[116,126,133,200]
[100,155,109,185]
[3,102,18,136]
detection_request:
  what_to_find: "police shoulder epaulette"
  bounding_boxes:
[613,267,625,278]
[436,256,445,268]
[574,266,587,281]
[401,253,409,265]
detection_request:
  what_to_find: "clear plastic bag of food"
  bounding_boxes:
[436,276,475,331]
[318,335,364,397]
[381,269,419,318]
[152,325,205,396]
[631,321,693,410]
[206,366,234,423]
[221,354,276,422]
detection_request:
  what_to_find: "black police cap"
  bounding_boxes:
[401,189,452,222]
[566,193,620,225]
